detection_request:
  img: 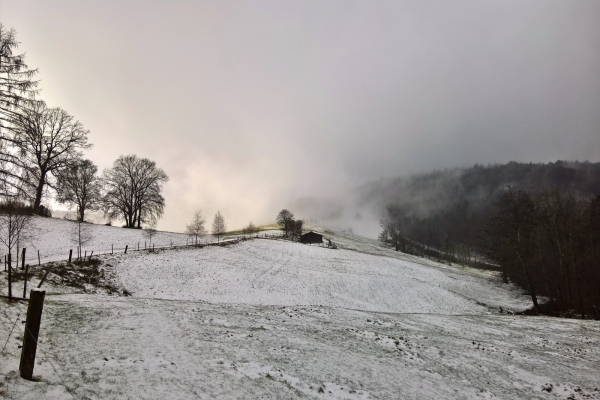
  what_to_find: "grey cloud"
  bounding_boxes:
[3,0,599,231]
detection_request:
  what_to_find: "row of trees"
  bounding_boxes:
[0,25,170,266]
[485,188,600,318]
[186,210,228,244]
[378,187,600,318]
[0,25,169,225]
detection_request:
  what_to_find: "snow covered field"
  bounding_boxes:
[110,239,528,314]
[0,216,246,265]
[1,219,599,399]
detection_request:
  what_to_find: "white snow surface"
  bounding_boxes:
[1,217,599,399]
[110,239,529,314]
[0,216,238,264]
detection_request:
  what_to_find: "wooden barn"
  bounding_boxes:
[300,231,323,245]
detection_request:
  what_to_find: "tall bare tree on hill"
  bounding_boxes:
[72,220,93,261]
[102,155,168,228]
[56,159,101,222]
[212,211,226,243]
[186,210,207,245]
[276,209,295,237]
[9,102,91,213]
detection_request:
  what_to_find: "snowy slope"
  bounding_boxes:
[1,216,211,264]
[2,218,598,400]
[109,239,529,314]
[1,295,599,400]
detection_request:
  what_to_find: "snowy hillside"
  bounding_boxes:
[1,218,599,400]
[1,216,222,264]
[109,239,529,313]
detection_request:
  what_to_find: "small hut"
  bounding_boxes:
[300,231,323,245]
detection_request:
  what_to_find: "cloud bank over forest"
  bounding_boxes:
[3,0,599,231]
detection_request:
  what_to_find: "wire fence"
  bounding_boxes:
[1,232,285,268]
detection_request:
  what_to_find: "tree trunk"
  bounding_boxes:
[33,171,47,214]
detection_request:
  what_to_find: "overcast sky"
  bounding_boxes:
[2,0,599,232]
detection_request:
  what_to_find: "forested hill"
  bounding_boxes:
[357,161,600,317]
[357,161,600,219]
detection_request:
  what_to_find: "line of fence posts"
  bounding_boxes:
[9,235,255,273]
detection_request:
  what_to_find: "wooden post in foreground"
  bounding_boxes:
[68,249,72,264]
[19,289,45,380]
[8,253,12,300]
[21,248,26,269]
[124,245,128,254]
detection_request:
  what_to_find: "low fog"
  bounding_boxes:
[3,0,599,235]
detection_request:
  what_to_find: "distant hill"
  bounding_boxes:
[357,161,600,220]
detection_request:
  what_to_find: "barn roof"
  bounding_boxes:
[301,231,323,237]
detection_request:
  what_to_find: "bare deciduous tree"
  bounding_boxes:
[378,219,405,251]
[9,102,91,213]
[56,159,101,222]
[72,220,93,261]
[102,155,169,228]
[212,211,226,243]
[242,221,259,237]
[186,210,206,245]
[143,222,158,246]
[291,219,303,240]
[276,209,295,237]
[0,200,33,267]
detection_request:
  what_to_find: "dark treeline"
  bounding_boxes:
[369,161,600,318]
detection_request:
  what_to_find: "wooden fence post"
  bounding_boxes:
[89,251,93,260]
[124,245,128,254]
[38,250,40,266]
[37,267,51,289]
[68,249,72,264]
[19,289,45,380]
[21,248,26,269]
[84,251,87,260]
[8,253,12,300]
[23,264,29,299]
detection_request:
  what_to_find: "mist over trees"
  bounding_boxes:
[372,161,600,318]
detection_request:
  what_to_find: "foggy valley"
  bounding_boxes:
[1,1,600,399]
